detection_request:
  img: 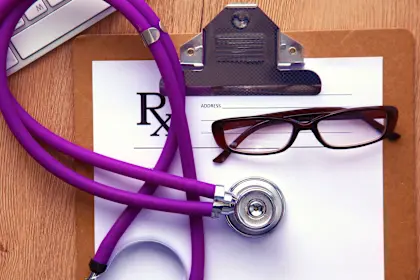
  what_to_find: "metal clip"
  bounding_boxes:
[180,33,203,70]
[161,4,322,96]
[141,27,160,46]
[211,185,237,218]
[159,21,167,33]
[278,32,304,68]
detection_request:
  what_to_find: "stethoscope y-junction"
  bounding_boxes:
[0,2,299,279]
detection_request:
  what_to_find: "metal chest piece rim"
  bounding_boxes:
[226,177,285,237]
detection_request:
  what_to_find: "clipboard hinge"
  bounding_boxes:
[180,33,204,70]
[278,32,304,68]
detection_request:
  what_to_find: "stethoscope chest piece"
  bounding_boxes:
[226,177,285,237]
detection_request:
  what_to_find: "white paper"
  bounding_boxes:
[91,57,384,280]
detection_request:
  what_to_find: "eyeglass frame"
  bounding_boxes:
[211,106,400,163]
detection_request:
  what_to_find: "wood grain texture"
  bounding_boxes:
[0,0,418,279]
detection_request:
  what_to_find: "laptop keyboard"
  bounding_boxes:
[7,0,114,75]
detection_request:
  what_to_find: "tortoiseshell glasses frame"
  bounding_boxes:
[211,106,400,164]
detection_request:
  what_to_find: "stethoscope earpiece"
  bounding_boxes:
[226,177,285,237]
[86,240,188,280]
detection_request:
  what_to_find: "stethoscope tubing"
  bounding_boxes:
[120,0,206,277]
[0,1,209,279]
[0,1,215,212]
[14,100,215,199]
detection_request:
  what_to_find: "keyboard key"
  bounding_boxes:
[7,48,18,70]
[47,0,65,7]
[25,0,48,21]
[15,18,24,30]
[11,0,110,59]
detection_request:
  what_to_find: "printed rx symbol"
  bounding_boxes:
[137,92,171,136]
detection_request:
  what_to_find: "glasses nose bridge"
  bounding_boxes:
[296,120,314,131]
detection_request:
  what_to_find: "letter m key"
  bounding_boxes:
[36,3,44,12]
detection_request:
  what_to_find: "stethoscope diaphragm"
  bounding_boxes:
[226,177,285,237]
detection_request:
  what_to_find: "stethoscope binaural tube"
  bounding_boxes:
[0,0,211,279]
[110,1,206,278]
[89,0,191,271]
[0,0,214,214]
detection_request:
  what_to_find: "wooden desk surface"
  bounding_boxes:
[1,0,419,278]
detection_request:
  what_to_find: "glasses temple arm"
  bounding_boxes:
[358,114,400,140]
[263,108,342,119]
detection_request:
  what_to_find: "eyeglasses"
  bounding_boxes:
[211,106,400,163]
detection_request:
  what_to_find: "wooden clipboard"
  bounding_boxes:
[72,30,417,279]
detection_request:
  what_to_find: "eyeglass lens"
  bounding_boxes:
[223,119,293,154]
[317,109,387,148]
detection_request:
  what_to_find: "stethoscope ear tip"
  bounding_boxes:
[85,272,100,280]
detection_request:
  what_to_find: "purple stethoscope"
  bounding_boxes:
[0,1,286,279]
